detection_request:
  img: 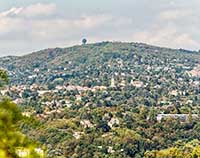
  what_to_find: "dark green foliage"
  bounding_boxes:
[0,70,8,87]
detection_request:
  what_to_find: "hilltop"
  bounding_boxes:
[0,41,199,86]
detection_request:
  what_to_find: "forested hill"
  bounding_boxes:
[0,41,199,86]
[1,42,200,157]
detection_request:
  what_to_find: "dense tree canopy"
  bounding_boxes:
[0,70,42,158]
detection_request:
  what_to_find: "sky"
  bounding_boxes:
[0,0,199,56]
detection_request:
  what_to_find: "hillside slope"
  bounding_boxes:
[1,42,200,158]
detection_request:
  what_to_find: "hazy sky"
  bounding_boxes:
[0,0,199,56]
